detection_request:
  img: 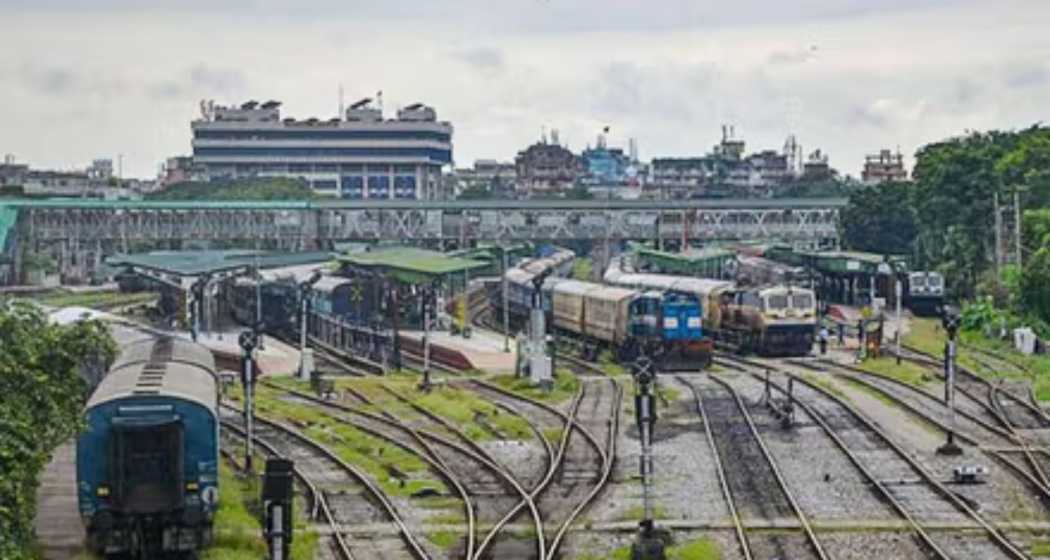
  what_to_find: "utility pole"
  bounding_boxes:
[1014,188,1023,269]
[994,191,1002,291]
[502,247,510,352]
[895,278,902,365]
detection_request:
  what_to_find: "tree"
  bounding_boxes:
[0,301,117,559]
[147,177,317,201]
[839,181,917,255]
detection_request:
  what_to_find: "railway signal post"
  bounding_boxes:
[631,352,668,560]
[937,307,964,456]
[239,329,259,472]
[298,271,323,381]
[263,458,295,560]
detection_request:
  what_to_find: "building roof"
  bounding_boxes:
[338,246,488,284]
[106,250,334,278]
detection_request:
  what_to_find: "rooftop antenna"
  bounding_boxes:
[338,84,345,121]
[541,125,548,144]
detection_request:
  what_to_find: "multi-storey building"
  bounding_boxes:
[861,149,907,184]
[514,141,584,193]
[191,99,453,199]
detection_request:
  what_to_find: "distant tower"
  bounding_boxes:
[783,135,801,175]
[541,126,548,144]
[3,154,13,165]
[629,138,639,163]
[551,128,560,146]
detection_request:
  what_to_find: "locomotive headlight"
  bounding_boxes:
[96,485,110,498]
[186,482,200,492]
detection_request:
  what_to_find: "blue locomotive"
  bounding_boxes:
[77,337,220,557]
[500,251,710,369]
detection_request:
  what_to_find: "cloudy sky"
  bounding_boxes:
[1,0,1048,178]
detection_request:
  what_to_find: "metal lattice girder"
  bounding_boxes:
[12,199,843,279]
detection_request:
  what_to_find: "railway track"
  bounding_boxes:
[219,403,432,559]
[374,385,548,560]
[795,359,1050,500]
[680,374,827,560]
[467,377,621,559]
[719,355,1030,560]
[893,347,1050,488]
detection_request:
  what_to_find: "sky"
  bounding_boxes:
[0,0,1048,178]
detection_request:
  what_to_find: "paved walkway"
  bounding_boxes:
[34,439,86,559]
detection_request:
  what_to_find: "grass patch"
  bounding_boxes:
[204,459,316,560]
[491,372,579,404]
[657,384,681,404]
[1032,540,1050,557]
[543,427,564,444]
[427,530,461,550]
[618,504,669,521]
[412,384,533,442]
[28,290,158,309]
[249,385,447,498]
[800,373,849,401]
[575,538,720,560]
[667,538,721,560]
[856,356,935,387]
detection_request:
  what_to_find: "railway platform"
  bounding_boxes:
[196,329,301,375]
[33,439,85,559]
[399,327,517,373]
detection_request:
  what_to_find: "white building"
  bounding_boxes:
[191,99,453,200]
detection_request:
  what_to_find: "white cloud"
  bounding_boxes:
[0,0,1047,178]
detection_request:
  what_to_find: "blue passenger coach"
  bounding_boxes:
[77,337,219,557]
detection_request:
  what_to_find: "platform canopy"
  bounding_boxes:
[337,246,488,285]
[106,250,334,288]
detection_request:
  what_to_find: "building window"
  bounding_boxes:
[367,176,390,198]
[341,176,364,197]
[394,176,417,199]
[313,180,338,190]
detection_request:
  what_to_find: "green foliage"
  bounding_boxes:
[839,181,917,255]
[0,301,116,558]
[32,290,158,310]
[565,184,595,200]
[147,177,318,201]
[572,257,593,281]
[457,184,495,200]
[774,178,853,199]
[960,297,1009,333]
[21,252,57,274]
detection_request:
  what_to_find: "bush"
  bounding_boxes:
[0,301,116,557]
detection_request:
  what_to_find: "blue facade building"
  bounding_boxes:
[581,142,631,185]
[191,99,453,199]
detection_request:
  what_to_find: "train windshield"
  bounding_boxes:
[928,275,943,288]
[765,294,789,310]
[112,418,184,514]
[791,293,814,310]
[911,276,927,287]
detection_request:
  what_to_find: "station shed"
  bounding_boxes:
[763,246,909,307]
[632,243,736,280]
[105,249,334,327]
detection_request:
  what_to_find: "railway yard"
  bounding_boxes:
[23,243,1050,560]
[204,315,1050,560]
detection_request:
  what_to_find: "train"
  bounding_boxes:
[500,251,711,369]
[77,337,220,558]
[606,256,817,356]
[904,271,945,316]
